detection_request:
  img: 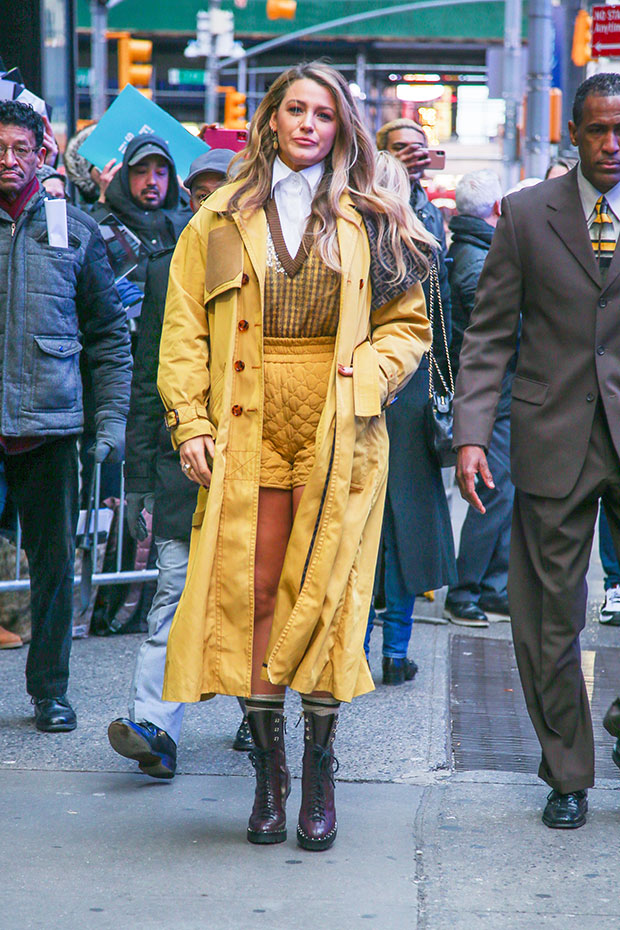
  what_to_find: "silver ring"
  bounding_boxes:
[182,462,192,473]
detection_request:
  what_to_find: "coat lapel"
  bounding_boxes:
[546,169,601,288]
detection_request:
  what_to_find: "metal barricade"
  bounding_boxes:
[0,461,158,593]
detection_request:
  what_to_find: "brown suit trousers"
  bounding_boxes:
[453,169,620,792]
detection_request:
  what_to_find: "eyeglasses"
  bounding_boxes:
[0,143,39,161]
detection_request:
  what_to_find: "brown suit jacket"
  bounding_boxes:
[453,167,620,498]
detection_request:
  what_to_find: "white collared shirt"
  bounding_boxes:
[576,164,620,236]
[270,156,324,257]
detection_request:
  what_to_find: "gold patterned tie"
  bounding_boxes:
[591,195,616,276]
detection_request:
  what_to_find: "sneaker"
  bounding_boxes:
[443,600,489,627]
[599,585,620,625]
[108,718,177,779]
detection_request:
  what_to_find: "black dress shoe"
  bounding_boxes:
[382,656,418,685]
[232,714,253,751]
[108,718,176,778]
[443,600,489,627]
[542,789,588,829]
[603,697,620,738]
[479,593,510,617]
[32,696,77,733]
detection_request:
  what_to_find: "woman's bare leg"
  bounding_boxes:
[251,487,293,695]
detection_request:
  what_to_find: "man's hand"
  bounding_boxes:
[393,142,431,183]
[41,115,59,166]
[95,159,122,202]
[126,492,155,541]
[93,419,126,464]
[179,435,216,487]
[456,445,495,514]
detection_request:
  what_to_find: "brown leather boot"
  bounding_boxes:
[246,710,290,845]
[0,624,22,649]
[297,711,339,851]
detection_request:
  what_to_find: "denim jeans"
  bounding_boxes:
[364,501,415,660]
[3,437,78,698]
[129,536,188,743]
[599,506,620,590]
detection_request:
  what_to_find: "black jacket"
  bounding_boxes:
[410,183,452,374]
[124,249,197,542]
[448,213,516,418]
[90,135,190,287]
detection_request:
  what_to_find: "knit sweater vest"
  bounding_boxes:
[263,199,340,339]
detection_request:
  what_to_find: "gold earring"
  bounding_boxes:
[272,131,278,151]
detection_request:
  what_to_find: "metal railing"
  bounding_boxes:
[0,461,158,593]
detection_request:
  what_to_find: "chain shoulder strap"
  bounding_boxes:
[427,262,455,399]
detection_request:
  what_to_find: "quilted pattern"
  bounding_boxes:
[260,337,335,488]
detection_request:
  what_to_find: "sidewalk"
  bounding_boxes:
[1,509,619,929]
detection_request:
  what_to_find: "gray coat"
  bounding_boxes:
[0,191,132,437]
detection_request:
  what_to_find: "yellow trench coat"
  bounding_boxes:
[157,182,431,704]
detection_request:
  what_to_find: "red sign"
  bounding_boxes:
[592,5,620,59]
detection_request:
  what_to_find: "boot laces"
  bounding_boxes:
[308,744,339,821]
[249,746,278,816]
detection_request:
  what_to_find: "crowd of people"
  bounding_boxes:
[2,63,620,846]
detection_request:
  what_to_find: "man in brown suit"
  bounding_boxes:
[453,73,620,829]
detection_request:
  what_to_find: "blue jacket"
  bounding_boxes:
[0,190,132,437]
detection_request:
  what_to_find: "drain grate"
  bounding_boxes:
[450,634,620,777]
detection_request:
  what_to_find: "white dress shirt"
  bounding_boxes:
[270,156,324,258]
[576,164,620,236]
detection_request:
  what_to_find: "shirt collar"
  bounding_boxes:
[577,164,620,222]
[271,156,324,198]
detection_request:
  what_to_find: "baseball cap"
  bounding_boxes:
[127,142,173,167]
[184,148,236,190]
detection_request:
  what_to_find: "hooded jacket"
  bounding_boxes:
[448,212,516,417]
[91,135,190,286]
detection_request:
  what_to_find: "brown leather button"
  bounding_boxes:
[359,279,364,290]
[241,273,250,285]
[238,319,249,332]
[231,404,243,416]
[234,360,245,372]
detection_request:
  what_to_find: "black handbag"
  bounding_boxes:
[424,263,457,468]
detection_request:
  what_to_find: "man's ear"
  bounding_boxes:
[568,119,577,147]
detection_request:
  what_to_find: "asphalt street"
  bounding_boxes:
[1,493,620,930]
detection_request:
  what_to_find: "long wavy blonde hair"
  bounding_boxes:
[228,62,434,284]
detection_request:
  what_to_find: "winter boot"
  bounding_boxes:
[246,709,290,845]
[297,711,339,851]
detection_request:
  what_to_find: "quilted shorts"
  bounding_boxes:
[260,336,335,490]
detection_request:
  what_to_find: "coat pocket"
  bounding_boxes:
[511,375,548,406]
[30,335,81,411]
[204,225,244,300]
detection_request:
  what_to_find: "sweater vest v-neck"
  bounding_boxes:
[263,199,340,339]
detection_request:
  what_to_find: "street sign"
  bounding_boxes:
[168,68,206,86]
[592,5,620,58]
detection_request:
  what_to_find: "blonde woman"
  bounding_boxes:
[158,62,433,850]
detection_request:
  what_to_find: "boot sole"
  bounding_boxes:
[107,721,175,779]
[247,828,287,845]
[297,824,338,851]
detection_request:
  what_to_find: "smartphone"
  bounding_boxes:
[427,149,446,171]
[201,127,248,153]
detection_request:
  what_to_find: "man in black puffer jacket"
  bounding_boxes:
[444,169,518,626]
[90,134,190,292]
[107,150,250,779]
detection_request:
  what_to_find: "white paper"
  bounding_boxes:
[44,198,68,248]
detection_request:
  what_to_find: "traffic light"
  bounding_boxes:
[224,90,247,129]
[118,35,153,98]
[571,9,592,68]
[266,0,296,20]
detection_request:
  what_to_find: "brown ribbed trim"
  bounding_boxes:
[265,197,314,279]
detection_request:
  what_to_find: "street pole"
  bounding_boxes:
[90,0,107,120]
[503,0,522,191]
[525,0,553,178]
[560,0,582,153]
[206,0,221,124]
